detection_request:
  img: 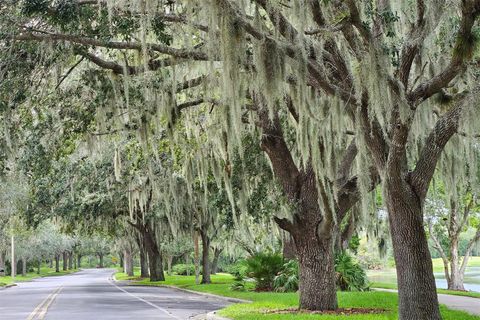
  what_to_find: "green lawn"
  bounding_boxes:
[0,266,78,286]
[115,271,480,320]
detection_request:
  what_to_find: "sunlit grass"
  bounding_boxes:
[115,270,480,320]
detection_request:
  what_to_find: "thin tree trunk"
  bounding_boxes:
[136,233,149,278]
[68,252,73,270]
[194,230,200,285]
[49,258,53,269]
[22,258,27,277]
[37,259,41,275]
[62,252,68,271]
[448,237,465,290]
[119,253,124,270]
[386,189,441,320]
[77,255,82,269]
[200,229,211,284]
[55,254,60,273]
[166,255,173,276]
[98,254,104,268]
[211,248,223,274]
[124,249,134,277]
[0,251,5,276]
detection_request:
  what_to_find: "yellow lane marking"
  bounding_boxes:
[26,286,63,320]
[38,287,62,320]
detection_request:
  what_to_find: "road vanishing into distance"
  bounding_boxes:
[0,269,230,320]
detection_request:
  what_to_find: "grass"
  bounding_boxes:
[115,271,480,320]
[432,257,480,272]
[0,266,78,286]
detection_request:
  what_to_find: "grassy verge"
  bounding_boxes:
[0,267,78,286]
[371,282,480,299]
[115,271,480,320]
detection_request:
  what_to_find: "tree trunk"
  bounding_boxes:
[68,252,73,270]
[293,225,337,311]
[386,188,441,320]
[77,255,82,269]
[119,253,124,270]
[0,251,5,276]
[124,249,134,277]
[62,252,68,271]
[22,258,27,277]
[49,258,53,269]
[37,259,41,275]
[98,254,104,268]
[211,248,223,274]
[448,238,465,290]
[282,233,296,260]
[142,225,165,281]
[166,255,173,276]
[136,234,149,278]
[55,254,60,273]
[200,229,211,284]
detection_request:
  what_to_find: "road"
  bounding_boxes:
[374,288,480,316]
[0,269,230,320]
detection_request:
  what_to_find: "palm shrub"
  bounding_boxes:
[272,252,369,293]
[245,252,283,291]
[335,251,370,291]
[228,261,248,291]
[273,259,299,292]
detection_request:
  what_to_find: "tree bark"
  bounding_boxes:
[282,233,296,260]
[0,251,5,276]
[293,222,337,311]
[141,225,165,281]
[37,259,41,275]
[211,247,223,274]
[55,254,60,273]
[135,234,149,278]
[166,255,173,276]
[199,228,211,284]
[68,251,73,270]
[386,186,441,320]
[124,249,134,277]
[21,258,27,277]
[49,258,53,269]
[62,251,68,271]
[98,254,104,268]
[77,255,82,269]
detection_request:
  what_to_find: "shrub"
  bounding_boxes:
[172,264,196,276]
[273,260,299,292]
[245,252,283,291]
[335,251,370,291]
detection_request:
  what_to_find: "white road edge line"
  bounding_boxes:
[108,278,182,320]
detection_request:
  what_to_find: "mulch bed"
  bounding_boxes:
[264,307,388,315]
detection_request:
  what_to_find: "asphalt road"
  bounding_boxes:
[0,269,230,320]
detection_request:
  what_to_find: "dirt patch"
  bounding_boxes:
[264,307,388,315]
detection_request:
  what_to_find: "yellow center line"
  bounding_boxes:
[26,286,63,320]
[38,286,63,320]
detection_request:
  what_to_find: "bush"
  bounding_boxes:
[335,251,370,291]
[245,252,283,291]
[271,252,369,293]
[172,264,196,276]
[273,260,299,292]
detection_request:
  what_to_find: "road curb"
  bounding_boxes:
[111,273,250,304]
[0,283,17,290]
[192,310,232,320]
